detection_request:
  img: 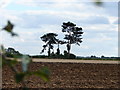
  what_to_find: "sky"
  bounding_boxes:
[0,0,119,57]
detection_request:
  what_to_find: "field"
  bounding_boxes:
[2,59,120,89]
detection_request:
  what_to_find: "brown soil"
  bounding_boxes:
[2,62,120,89]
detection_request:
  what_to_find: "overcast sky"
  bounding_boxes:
[0,0,119,57]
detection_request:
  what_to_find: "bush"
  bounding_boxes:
[48,52,76,59]
[69,53,76,59]
[32,55,48,58]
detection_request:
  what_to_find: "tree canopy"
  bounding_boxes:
[62,21,83,55]
[40,33,58,56]
[40,22,83,58]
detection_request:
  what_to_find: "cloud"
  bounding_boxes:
[0,0,13,8]
[78,15,109,24]
[16,0,118,16]
[102,2,118,17]
[1,1,115,28]
[4,10,109,29]
[1,1,118,57]
[84,24,118,33]
[114,20,118,24]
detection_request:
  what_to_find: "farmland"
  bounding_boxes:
[2,59,120,88]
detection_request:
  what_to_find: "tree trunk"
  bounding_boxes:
[67,44,71,58]
[56,44,60,55]
[48,47,51,57]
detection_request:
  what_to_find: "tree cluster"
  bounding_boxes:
[40,21,83,59]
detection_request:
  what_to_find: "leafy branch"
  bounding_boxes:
[0,20,50,89]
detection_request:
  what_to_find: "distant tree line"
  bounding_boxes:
[76,55,120,60]
[5,47,23,58]
[5,47,120,60]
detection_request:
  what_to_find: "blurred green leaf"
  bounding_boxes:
[94,0,103,6]
[22,67,50,82]
[1,58,18,67]
[2,59,6,67]
[41,67,50,76]
[2,20,14,32]
[0,56,2,68]
[33,71,49,82]
[15,73,26,83]
[33,67,50,82]
[2,20,18,37]
[11,32,18,36]
[8,59,18,66]
[0,45,6,68]
[21,55,32,72]
[0,45,5,54]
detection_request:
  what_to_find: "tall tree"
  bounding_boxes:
[62,21,83,55]
[40,33,58,56]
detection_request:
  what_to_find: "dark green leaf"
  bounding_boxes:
[34,71,49,82]
[33,68,50,82]
[41,67,50,75]
[9,59,18,66]
[11,32,18,36]
[2,20,18,37]
[15,73,26,83]
[2,20,14,32]
[3,58,18,67]
[94,0,103,6]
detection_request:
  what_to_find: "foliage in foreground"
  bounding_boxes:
[0,21,50,89]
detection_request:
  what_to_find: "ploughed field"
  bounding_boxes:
[2,59,120,88]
